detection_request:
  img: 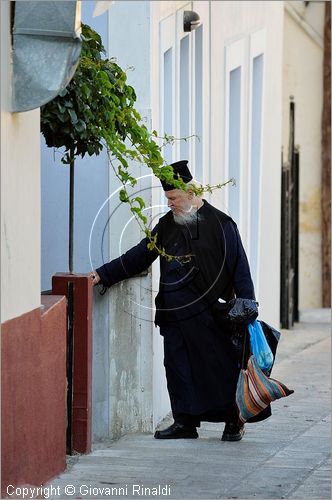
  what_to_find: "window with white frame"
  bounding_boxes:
[164,47,173,166]
[247,28,266,292]
[180,34,190,160]
[159,13,176,212]
[249,53,264,288]
[228,66,242,225]
[224,38,246,228]
[159,3,209,186]
[194,24,203,182]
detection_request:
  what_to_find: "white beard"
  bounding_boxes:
[173,209,201,226]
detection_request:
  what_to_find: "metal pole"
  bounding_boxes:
[280,159,288,329]
[69,149,75,274]
[293,148,300,322]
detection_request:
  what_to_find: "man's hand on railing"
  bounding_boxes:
[88,271,101,286]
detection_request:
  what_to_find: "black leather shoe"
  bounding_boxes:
[154,422,198,439]
[221,421,245,441]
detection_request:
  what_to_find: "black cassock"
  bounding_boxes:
[96,200,271,425]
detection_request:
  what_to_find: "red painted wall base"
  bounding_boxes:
[1,296,67,498]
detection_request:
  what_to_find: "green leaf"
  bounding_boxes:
[119,189,129,202]
[134,196,145,210]
[68,109,78,124]
[57,102,66,113]
[138,213,147,224]
[74,120,86,132]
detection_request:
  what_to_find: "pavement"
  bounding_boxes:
[45,312,331,500]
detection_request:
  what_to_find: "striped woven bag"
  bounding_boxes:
[236,354,294,423]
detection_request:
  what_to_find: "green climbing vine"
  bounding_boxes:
[41,23,234,263]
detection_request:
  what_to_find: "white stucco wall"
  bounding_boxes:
[104,0,164,437]
[209,1,284,327]
[282,1,324,309]
[1,2,41,323]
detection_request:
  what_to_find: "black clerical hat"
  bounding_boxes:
[161,160,193,191]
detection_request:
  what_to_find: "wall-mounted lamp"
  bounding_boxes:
[183,11,200,32]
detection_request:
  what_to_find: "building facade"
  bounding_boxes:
[282,1,325,310]
[2,0,328,493]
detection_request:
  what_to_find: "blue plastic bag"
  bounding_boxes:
[248,320,274,373]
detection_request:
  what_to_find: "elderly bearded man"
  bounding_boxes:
[90,160,270,441]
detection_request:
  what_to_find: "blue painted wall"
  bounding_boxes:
[41,1,110,291]
[41,1,111,441]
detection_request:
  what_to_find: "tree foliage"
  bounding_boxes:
[41,24,162,170]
